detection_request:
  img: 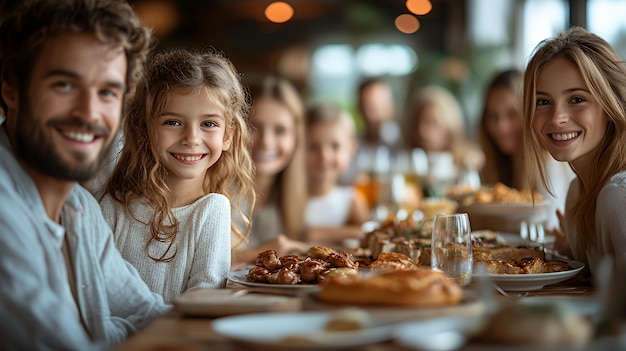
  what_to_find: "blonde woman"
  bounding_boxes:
[523,27,626,280]
[232,75,309,267]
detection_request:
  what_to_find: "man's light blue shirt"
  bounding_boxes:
[0,125,170,350]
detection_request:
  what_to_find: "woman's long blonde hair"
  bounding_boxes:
[103,48,255,261]
[523,27,626,250]
[248,75,307,240]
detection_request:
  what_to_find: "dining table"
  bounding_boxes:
[113,274,604,351]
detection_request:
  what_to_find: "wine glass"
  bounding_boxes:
[431,212,473,286]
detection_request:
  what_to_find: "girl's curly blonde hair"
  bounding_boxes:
[103,48,255,261]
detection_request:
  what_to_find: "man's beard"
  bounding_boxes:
[14,100,113,182]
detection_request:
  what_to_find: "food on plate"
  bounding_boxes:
[477,302,593,346]
[473,245,545,262]
[268,267,301,284]
[255,249,283,271]
[421,198,458,220]
[360,216,431,262]
[369,252,419,272]
[299,257,327,283]
[324,308,371,331]
[317,268,463,307]
[305,246,337,260]
[359,220,572,275]
[461,182,543,205]
[484,257,570,274]
[246,249,359,285]
[319,267,359,281]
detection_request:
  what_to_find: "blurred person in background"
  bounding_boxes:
[357,77,401,153]
[403,84,484,198]
[232,75,308,267]
[479,69,574,230]
[343,77,401,219]
[304,103,370,246]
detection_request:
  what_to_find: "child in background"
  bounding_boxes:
[523,27,626,280]
[403,84,484,197]
[232,75,309,267]
[304,104,370,246]
[100,49,255,303]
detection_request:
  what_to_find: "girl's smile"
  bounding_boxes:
[533,56,607,170]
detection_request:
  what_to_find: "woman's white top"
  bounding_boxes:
[565,171,626,280]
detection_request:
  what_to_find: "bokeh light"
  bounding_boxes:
[265,2,294,23]
[395,14,420,34]
[406,0,433,16]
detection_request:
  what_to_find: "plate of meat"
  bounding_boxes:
[227,269,322,291]
[228,247,360,291]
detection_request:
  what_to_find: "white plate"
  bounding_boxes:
[460,201,550,216]
[173,290,300,317]
[228,269,320,292]
[482,261,585,291]
[394,315,486,351]
[212,311,393,350]
[393,314,617,351]
[520,296,600,318]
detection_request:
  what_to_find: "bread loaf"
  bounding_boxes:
[318,268,463,307]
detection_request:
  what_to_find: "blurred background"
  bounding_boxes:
[1,0,625,138]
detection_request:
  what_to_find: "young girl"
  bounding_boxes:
[99,49,255,303]
[304,104,370,246]
[523,27,626,280]
[479,69,574,230]
[232,75,309,267]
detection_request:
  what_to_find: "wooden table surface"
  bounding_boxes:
[114,277,598,351]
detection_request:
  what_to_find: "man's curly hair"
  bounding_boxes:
[0,0,152,113]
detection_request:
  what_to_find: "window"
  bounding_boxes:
[588,0,626,58]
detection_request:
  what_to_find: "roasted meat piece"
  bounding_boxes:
[246,266,270,283]
[268,267,301,285]
[299,257,328,283]
[327,252,358,269]
[305,246,336,260]
[318,267,358,283]
[279,254,300,271]
[255,249,282,271]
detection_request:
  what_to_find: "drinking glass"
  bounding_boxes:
[431,212,473,286]
[390,148,428,217]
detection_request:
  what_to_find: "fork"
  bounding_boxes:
[492,284,529,299]
[520,221,545,242]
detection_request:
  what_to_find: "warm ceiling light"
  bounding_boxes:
[395,14,420,34]
[265,2,294,23]
[133,0,180,37]
[406,0,432,16]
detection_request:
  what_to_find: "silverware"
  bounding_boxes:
[520,221,545,242]
[492,284,529,299]
[492,284,587,298]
